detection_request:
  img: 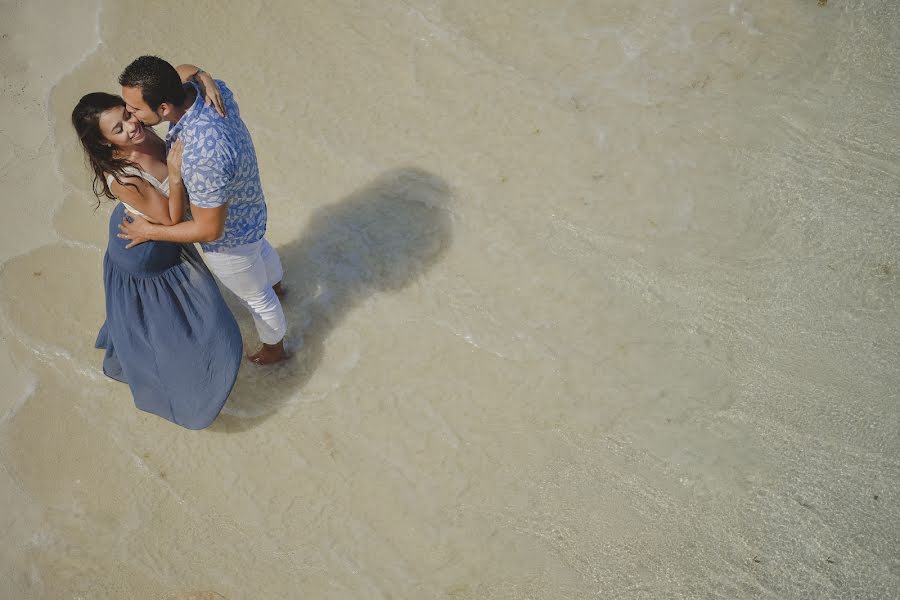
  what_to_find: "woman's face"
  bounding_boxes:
[98,105,146,150]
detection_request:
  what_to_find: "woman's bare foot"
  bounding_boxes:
[273,281,287,299]
[247,340,288,365]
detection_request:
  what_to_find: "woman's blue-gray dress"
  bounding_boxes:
[95,202,243,429]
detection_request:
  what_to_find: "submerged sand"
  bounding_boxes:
[1,0,898,598]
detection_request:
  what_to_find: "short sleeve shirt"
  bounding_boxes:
[166,80,267,252]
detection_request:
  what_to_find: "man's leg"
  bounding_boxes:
[204,240,288,364]
[259,238,286,298]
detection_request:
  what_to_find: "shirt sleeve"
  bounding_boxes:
[184,139,235,208]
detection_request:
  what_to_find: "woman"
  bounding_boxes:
[71,69,242,430]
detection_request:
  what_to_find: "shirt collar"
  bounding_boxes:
[165,81,203,145]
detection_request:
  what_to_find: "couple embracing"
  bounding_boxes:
[72,56,289,430]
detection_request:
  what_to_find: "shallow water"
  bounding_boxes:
[1,0,898,598]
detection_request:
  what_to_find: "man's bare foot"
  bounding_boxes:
[247,340,288,365]
[273,281,287,299]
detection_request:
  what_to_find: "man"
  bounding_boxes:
[118,55,287,365]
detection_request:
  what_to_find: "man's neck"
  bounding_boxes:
[166,86,198,125]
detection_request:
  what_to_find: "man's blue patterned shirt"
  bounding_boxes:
[167,80,267,252]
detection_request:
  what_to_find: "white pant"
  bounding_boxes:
[203,239,286,345]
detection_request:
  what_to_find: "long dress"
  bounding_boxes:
[95,169,242,429]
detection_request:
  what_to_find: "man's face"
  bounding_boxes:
[121,85,163,126]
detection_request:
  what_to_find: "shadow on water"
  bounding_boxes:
[210,167,453,433]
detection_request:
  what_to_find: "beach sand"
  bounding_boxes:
[1,0,898,598]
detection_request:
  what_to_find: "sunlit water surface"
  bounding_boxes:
[1,1,898,598]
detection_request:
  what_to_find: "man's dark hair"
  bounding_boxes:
[118,55,185,110]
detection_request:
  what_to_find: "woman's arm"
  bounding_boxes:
[175,63,226,117]
[175,63,203,83]
[110,176,184,226]
[164,139,188,224]
[109,141,186,226]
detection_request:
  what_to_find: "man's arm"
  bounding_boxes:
[118,205,226,248]
[110,176,182,226]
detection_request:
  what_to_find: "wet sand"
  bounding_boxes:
[1,1,898,598]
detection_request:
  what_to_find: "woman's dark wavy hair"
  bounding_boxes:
[71,92,139,203]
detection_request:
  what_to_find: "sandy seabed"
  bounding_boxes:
[1,1,898,598]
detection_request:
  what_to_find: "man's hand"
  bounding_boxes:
[118,213,155,249]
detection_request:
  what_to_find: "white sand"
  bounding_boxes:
[1,1,898,598]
